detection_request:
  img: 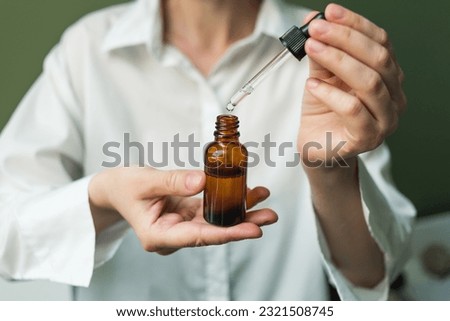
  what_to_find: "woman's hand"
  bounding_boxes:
[89,167,277,255]
[299,4,406,167]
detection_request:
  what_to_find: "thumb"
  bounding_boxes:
[145,168,205,197]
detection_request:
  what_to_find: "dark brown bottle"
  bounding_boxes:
[203,114,248,226]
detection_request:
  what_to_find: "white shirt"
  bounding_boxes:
[0,0,415,300]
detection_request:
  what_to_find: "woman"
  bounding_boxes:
[0,0,415,300]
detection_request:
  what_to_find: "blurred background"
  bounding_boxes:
[0,0,449,300]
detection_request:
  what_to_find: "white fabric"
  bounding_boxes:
[0,0,415,300]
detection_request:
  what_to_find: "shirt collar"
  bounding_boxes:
[101,0,159,53]
[102,0,309,54]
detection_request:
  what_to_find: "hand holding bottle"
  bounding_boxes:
[88,167,277,255]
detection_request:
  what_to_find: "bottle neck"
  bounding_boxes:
[214,114,240,142]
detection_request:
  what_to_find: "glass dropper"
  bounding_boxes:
[226,12,325,112]
[226,48,292,111]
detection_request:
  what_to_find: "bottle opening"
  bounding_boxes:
[214,114,240,139]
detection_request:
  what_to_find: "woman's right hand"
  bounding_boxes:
[88,167,277,255]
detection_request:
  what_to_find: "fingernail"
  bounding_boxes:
[186,172,203,190]
[307,78,320,89]
[308,38,326,53]
[329,4,345,19]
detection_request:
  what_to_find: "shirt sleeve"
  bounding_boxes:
[315,143,416,300]
[0,32,127,287]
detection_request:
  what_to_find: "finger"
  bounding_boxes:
[305,39,395,126]
[154,221,264,250]
[144,168,205,197]
[325,3,388,46]
[246,186,270,209]
[156,248,179,256]
[204,222,264,243]
[323,4,407,112]
[144,209,277,254]
[245,208,278,227]
[308,19,405,106]
[305,78,387,150]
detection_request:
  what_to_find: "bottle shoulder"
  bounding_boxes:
[205,140,246,150]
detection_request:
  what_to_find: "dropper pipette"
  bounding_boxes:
[226,12,325,112]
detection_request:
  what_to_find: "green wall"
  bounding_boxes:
[0,0,128,126]
[1,0,449,216]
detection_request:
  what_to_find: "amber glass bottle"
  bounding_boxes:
[203,115,248,226]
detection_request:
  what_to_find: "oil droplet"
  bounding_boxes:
[226,102,235,112]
